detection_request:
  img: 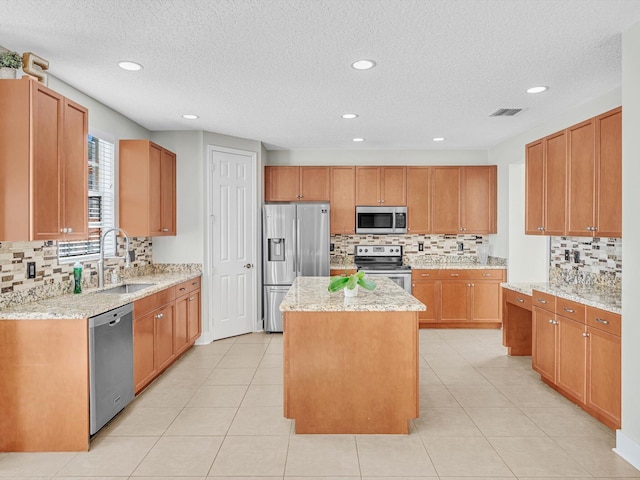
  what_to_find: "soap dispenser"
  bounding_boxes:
[73,261,82,294]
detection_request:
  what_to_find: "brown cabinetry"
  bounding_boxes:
[175,277,202,356]
[330,166,356,234]
[406,167,431,233]
[411,269,505,328]
[119,140,176,237]
[432,166,497,234]
[0,77,88,241]
[264,166,330,202]
[355,166,406,206]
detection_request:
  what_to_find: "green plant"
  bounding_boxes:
[0,51,22,69]
[328,270,376,292]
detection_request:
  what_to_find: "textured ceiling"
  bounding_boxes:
[2,0,640,150]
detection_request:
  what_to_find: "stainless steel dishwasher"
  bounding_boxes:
[89,303,134,435]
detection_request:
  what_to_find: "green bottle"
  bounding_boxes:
[73,261,82,294]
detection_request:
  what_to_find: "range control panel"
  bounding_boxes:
[355,245,403,257]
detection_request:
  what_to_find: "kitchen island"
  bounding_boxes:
[280,276,425,434]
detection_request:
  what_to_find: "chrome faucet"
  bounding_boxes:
[98,228,131,288]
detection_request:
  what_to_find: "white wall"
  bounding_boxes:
[616,20,640,469]
[267,149,487,166]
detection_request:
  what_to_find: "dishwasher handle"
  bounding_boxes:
[108,318,121,327]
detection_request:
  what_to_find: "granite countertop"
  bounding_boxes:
[280,276,426,312]
[502,282,621,315]
[0,271,202,320]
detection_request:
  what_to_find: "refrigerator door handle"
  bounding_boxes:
[292,217,297,274]
[296,216,302,275]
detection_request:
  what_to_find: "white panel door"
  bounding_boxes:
[210,148,256,340]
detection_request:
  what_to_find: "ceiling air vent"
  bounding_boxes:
[489,108,524,117]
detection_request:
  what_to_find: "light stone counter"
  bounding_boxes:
[502,282,621,314]
[280,276,425,312]
[0,271,201,320]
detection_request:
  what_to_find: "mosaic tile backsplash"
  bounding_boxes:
[549,236,622,290]
[330,234,500,265]
[0,237,153,309]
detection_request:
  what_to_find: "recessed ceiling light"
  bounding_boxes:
[182,114,199,120]
[526,85,548,94]
[342,113,358,119]
[432,137,446,142]
[118,61,143,71]
[352,137,365,142]
[351,59,376,70]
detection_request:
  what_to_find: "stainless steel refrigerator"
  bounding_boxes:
[263,203,330,332]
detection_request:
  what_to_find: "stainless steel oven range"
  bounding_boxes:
[354,245,411,294]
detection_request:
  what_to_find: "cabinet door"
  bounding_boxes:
[567,119,596,236]
[556,315,586,402]
[532,306,556,382]
[32,83,64,240]
[470,281,501,322]
[595,107,622,238]
[355,166,381,205]
[586,326,621,428]
[62,99,88,239]
[149,143,163,235]
[462,166,496,234]
[432,167,461,234]
[380,166,406,205]
[330,166,356,234]
[412,279,437,324]
[134,310,156,394]
[155,304,175,372]
[175,294,190,356]
[187,289,202,344]
[265,166,299,201]
[160,148,176,235]
[440,280,468,322]
[544,131,567,236]
[299,166,330,201]
[407,167,430,233]
[525,140,545,234]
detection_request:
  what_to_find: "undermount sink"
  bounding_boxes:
[98,283,156,294]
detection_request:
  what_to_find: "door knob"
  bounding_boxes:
[244,263,253,269]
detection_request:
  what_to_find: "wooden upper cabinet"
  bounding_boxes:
[567,119,596,236]
[432,166,496,234]
[544,130,568,236]
[120,140,177,237]
[355,166,406,206]
[0,77,88,241]
[264,166,330,201]
[595,107,622,238]
[525,140,545,234]
[330,166,356,234]
[407,167,431,233]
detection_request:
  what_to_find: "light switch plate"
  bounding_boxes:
[27,261,36,279]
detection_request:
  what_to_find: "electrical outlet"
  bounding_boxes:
[457,242,463,252]
[330,243,335,252]
[418,242,424,252]
[564,249,570,261]
[128,250,135,263]
[27,261,36,279]
[573,250,580,263]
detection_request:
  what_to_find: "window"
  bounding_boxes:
[58,134,115,261]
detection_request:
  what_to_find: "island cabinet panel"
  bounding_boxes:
[406,166,431,233]
[330,166,356,234]
[283,310,418,434]
[0,318,90,452]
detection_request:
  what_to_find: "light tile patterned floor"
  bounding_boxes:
[1,329,638,479]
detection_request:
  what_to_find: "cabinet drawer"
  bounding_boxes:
[412,270,436,280]
[134,286,176,318]
[438,270,471,280]
[556,297,586,323]
[532,290,555,312]
[505,289,532,311]
[587,306,621,337]
[469,269,506,280]
[175,276,202,296]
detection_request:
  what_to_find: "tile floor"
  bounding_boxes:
[1,328,638,479]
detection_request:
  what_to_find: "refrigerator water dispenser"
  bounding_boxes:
[268,238,285,261]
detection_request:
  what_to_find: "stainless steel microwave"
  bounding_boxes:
[355,206,407,234]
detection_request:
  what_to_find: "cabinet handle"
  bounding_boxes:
[192,282,199,286]
[421,273,430,277]
[68,227,73,233]
[189,297,194,301]
[482,273,491,277]
[162,228,169,232]
[548,319,554,324]
[537,226,544,231]
[563,307,575,314]
[179,287,187,291]
[595,318,610,325]
[537,298,547,304]
[155,313,164,319]
[470,283,474,287]
[583,332,590,337]
[381,199,384,203]
[412,284,415,287]
[450,273,459,277]
[516,298,525,303]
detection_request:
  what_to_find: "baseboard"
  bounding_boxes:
[614,430,640,470]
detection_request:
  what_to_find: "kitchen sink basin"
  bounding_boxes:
[98,283,156,294]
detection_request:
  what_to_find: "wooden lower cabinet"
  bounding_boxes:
[134,276,202,394]
[501,288,533,356]
[556,315,586,403]
[532,305,557,382]
[412,269,505,328]
[586,326,621,427]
